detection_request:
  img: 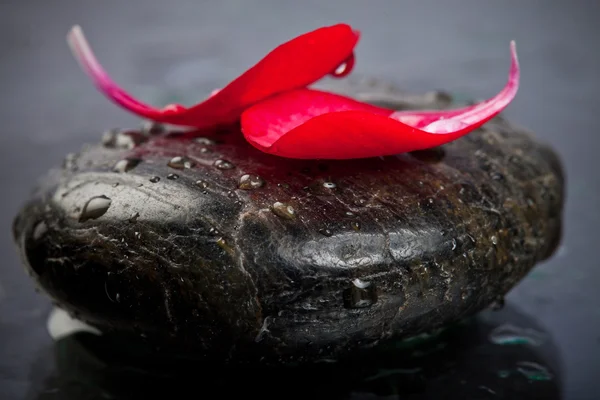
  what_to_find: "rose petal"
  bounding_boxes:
[241,41,519,159]
[67,24,360,128]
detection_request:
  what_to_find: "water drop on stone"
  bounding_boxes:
[128,212,140,223]
[113,158,142,173]
[149,176,160,183]
[196,180,209,188]
[79,195,112,222]
[318,228,333,237]
[217,237,235,256]
[32,221,48,241]
[214,159,235,170]
[323,181,336,189]
[271,202,295,220]
[343,278,378,309]
[167,173,179,180]
[491,172,505,181]
[491,235,498,245]
[239,174,265,190]
[168,156,195,170]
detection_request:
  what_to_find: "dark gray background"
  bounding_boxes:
[1,1,598,399]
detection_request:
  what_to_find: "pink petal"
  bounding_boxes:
[240,41,519,159]
[67,24,360,128]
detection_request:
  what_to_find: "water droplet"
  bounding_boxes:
[167,173,179,180]
[195,137,216,145]
[318,228,333,237]
[209,227,220,235]
[334,62,348,76]
[149,176,160,183]
[351,221,361,231]
[214,159,235,170]
[489,324,545,346]
[515,361,552,381]
[451,238,457,251]
[271,202,295,220]
[239,174,265,190]
[128,212,140,223]
[323,181,336,189]
[491,172,505,181]
[32,221,48,241]
[113,158,142,173]
[134,231,142,239]
[167,156,195,170]
[354,199,367,207]
[217,237,235,256]
[196,180,209,188]
[102,129,148,149]
[79,195,112,222]
[200,147,212,154]
[491,235,498,245]
[343,278,378,308]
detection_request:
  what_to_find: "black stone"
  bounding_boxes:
[12,86,565,365]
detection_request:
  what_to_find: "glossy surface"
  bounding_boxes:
[1,1,598,399]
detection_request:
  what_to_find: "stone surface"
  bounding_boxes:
[12,84,564,365]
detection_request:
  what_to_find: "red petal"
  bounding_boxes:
[67,24,360,128]
[241,41,519,159]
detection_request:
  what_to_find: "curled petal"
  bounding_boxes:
[241,41,519,159]
[67,24,360,128]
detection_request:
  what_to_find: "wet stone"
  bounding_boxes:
[12,80,564,366]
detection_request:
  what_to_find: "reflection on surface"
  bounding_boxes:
[30,303,561,400]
